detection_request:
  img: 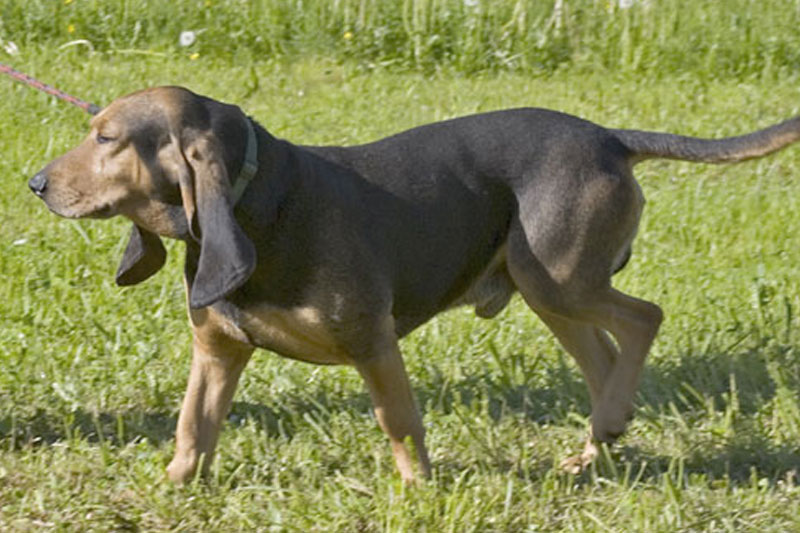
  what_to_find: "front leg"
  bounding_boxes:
[354,331,431,483]
[167,310,254,483]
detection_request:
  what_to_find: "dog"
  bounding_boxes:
[29,86,800,482]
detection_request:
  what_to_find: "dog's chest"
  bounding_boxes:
[226,302,352,365]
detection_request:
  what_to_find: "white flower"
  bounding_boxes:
[179,31,196,47]
[464,0,479,7]
[618,0,635,8]
[2,40,19,55]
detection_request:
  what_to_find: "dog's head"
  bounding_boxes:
[29,86,256,308]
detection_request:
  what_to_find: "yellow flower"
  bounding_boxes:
[67,24,75,33]
[343,31,353,41]
[65,0,74,4]
[190,52,200,60]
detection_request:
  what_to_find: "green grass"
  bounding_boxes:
[2,0,800,77]
[2,1,800,530]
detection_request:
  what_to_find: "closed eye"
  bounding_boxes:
[96,133,115,144]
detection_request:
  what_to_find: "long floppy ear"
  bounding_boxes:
[115,224,167,285]
[180,132,256,309]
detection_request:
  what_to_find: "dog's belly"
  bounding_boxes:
[237,304,353,365]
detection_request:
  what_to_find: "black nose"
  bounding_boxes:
[29,172,48,196]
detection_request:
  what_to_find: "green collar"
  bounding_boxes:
[231,117,258,204]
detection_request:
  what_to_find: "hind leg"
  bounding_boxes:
[509,246,662,465]
[505,172,661,470]
[539,294,662,472]
[512,272,661,468]
[580,289,662,442]
[535,311,619,472]
[536,311,617,404]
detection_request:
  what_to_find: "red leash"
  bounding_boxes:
[0,62,101,115]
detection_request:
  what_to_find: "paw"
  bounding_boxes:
[166,454,199,484]
[559,453,590,475]
[559,440,599,475]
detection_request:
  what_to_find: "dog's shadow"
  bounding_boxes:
[0,407,178,449]
[2,343,797,485]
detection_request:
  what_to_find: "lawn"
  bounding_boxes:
[1,1,800,531]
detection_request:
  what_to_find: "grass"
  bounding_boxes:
[1,1,800,531]
[2,0,800,77]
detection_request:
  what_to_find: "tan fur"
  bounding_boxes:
[237,304,353,365]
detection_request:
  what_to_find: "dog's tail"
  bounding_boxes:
[613,116,800,165]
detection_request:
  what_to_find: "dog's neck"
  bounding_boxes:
[231,117,259,204]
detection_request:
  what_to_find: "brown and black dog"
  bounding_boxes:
[29,86,800,482]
